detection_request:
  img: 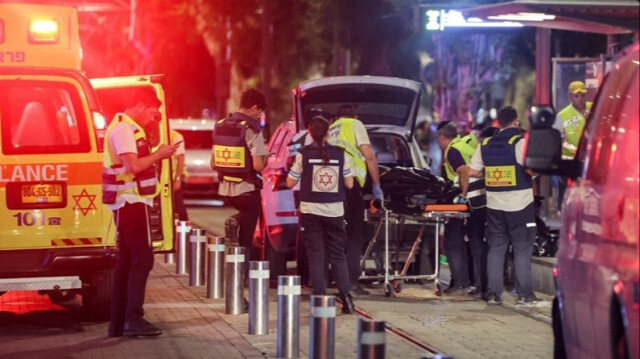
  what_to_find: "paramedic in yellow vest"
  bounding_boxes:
[437,121,473,295]
[103,88,179,337]
[170,129,189,221]
[328,104,383,296]
[552,80,592,210]
[210,89,268,261]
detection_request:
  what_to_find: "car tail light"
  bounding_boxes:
[29,19,60,44]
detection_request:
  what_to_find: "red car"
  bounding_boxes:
[526,42,639,359]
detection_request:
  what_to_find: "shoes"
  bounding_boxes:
[487,294,503,305]
[467,287,483,298]
[443,286,471,295]
[339,292,356,314]
[351,285,370,297]
[517,294,542,306]
[107,330,122,338]
[123,319,163,337]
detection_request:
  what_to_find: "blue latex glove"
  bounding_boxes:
[372,184,384,200]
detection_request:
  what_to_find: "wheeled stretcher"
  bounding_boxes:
[359,202,470,297]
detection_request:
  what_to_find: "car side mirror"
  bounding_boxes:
[529,105,555,129]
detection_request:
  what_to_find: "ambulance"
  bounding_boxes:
[0,3,174,320]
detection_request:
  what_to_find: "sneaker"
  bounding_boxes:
[351,285,370,296]
[517,294,542,306]
[123,319,163,337]
[467,287,483,298]
[487,294,503,305]
[443,286,471,295]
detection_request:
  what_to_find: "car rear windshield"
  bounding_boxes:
[0,80,90,154]
[300,85,416,127]
[176,129,213,149]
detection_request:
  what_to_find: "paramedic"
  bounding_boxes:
[170,129,189,221]
[328,104,383,295]
[460,126,499,298]
[103,88,179,337]
[286,116,355,314]
[436,121,472,294]
[468,106,540,305]
[211,89,268,260]
[552,80,592,210]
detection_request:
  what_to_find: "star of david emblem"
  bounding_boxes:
[313,166,338,192]
[318,173,333,186]
[492,168,503,181]
[72,188,97,216]
[221,148,232,161]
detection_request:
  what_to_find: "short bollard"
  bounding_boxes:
[206,236,225,299]
[189,228,207,286]
[176,220,191,275]
[309,295,336,359]
[277,275,300,358]
[248,261,269,335]
[225,246,246,315]
[357,317,386,359]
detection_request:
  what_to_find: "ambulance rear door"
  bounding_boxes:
[90,75,175,252]
[0,68,111,252]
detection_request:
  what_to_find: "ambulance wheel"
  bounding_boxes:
[392,280,402,294]
[384,283,393,297]
[83,271,112,321]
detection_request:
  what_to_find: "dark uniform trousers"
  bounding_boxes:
[300,213,351,295]
[444,218,470,288]
[467,207,487,291]
[224,190,262,260]
[344,182,365,285]
[110,202,155,332]
[486,202,536,297]
[173,188,189,221]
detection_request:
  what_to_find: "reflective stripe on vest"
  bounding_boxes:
[557,102,591,159]
[328,117,367,187]
[102,114,158,205]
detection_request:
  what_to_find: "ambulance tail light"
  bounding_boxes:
[93,111,106,152]
[28,19,60,44]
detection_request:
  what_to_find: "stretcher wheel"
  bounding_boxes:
[392,280,402,294]
[384,283,393,297]
[435,283,442,297]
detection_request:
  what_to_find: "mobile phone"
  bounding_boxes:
[173,140,184,146]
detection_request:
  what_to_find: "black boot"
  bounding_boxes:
[339,292,355,314]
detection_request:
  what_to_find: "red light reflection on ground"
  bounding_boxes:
[0,291,67,314]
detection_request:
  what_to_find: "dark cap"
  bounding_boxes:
[436,120,452,132]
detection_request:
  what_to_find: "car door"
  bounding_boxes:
[90,76,175,252]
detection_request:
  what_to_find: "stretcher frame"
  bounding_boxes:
[359,203,470,297]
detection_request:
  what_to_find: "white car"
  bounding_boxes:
[259,76,431,278]
[169,118,219,197]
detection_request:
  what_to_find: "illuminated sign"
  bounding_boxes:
[424,9,523,31]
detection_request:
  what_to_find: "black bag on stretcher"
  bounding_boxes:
[376,166,462,215]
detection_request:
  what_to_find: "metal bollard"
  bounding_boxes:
[175,220,191,275]
[420,355,453,359]
[357,317,386,359]
[189,228,207,286]
[309,295,336,359]
[248,261,270,335]
[277,275,300,358]
[207,236,225,299]
[225,246,246,315]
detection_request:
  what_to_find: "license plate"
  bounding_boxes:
[21,183,64,204]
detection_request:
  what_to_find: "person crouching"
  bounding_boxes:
[286,116,355,314]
